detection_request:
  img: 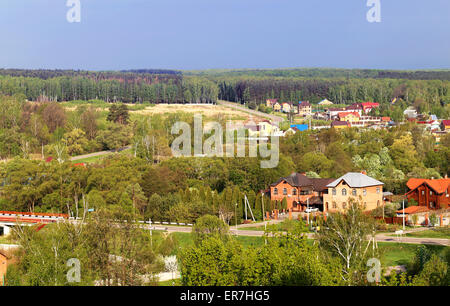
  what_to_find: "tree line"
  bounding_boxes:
[0,75,218,104]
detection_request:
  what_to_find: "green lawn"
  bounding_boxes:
[172,232,264,250]
[159,279,182,286]
[378,242,448,267]
[404,228,450,239]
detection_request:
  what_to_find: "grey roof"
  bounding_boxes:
[326,172,384,188]
[270,173,334,191]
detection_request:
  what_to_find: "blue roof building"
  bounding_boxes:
[290,124,308,132]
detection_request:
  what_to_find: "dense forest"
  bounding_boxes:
[0,70,218,104]
[185,68,450,80]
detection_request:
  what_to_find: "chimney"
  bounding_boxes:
[361,170,367,175]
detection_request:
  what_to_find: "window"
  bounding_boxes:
[363,189,367,196]
[342,188,347,196]
[422,190,425,196]
[342,202,347,209]
[352,189,357,196]
[283,188,287,195]
[332,188,336,196]
[377,200,380,207]
[332,202,337,209]
[376,187,380,194]
[430,191,433,196]
[292,189,297,195]
[326,202,329,210]
[274,188,278,195]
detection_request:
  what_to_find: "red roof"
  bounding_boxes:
[361,102,380,108]
[396,206,430,215]
[406,178,450,194]
[442,120,450,126]
[381,117,390,122]
[338,112,360,119]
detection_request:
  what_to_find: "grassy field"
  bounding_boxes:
[171,231,448,268]
[71,148,133,164]
[131,103,255,122]
[405,228,450,239]
[377,242,448,267]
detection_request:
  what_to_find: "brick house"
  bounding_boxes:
[405,177,450,210]
[269,173,334,212]
[323,172,384,213]
[0,250,9,286]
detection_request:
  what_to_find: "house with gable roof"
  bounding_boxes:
[269,173,335,212]
[323,172,384,212]
[405,176,450,210]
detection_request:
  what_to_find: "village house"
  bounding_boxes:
[405,177,450,210]
[266,99,278,108]
[331,121,350,129]
[360,102,380,114]
[269,173,335,212]
[318,99,334,106]
[404,107,418,119]
[282,102,292,113]
[326,107,351,120]
[442,120,450,131]
[323,172,384,213]
[245,120,280,138]
[298,101,312,117]
[338,112,360,123]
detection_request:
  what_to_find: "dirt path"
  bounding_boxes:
[70,146,131,161]
[217,100,284,126]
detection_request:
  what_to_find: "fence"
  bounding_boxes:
[375,216,406,225]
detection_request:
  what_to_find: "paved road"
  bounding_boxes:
[217,100,283,126]
[70,146,131,161]
[150,223,449,246]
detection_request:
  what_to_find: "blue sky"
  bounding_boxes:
[0,0,449,70]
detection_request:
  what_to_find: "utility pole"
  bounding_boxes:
[235,203,238,232]
[149,218,153,247]
[402,198,405,231]
[261,192,265,221]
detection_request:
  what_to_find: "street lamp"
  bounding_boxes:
[235,203,238,232]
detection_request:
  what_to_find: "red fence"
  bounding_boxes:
[374,216,406,225]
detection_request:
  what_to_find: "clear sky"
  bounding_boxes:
[0,0,449,70]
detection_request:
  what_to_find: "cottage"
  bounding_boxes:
[298,101,312,116]
[318,99,334,106]
[405,177,450,210]
[266,99,278,108]
[269,173,335,212]
[338,112,360,123]
[360,102,380,114]
[323,172,384,212]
